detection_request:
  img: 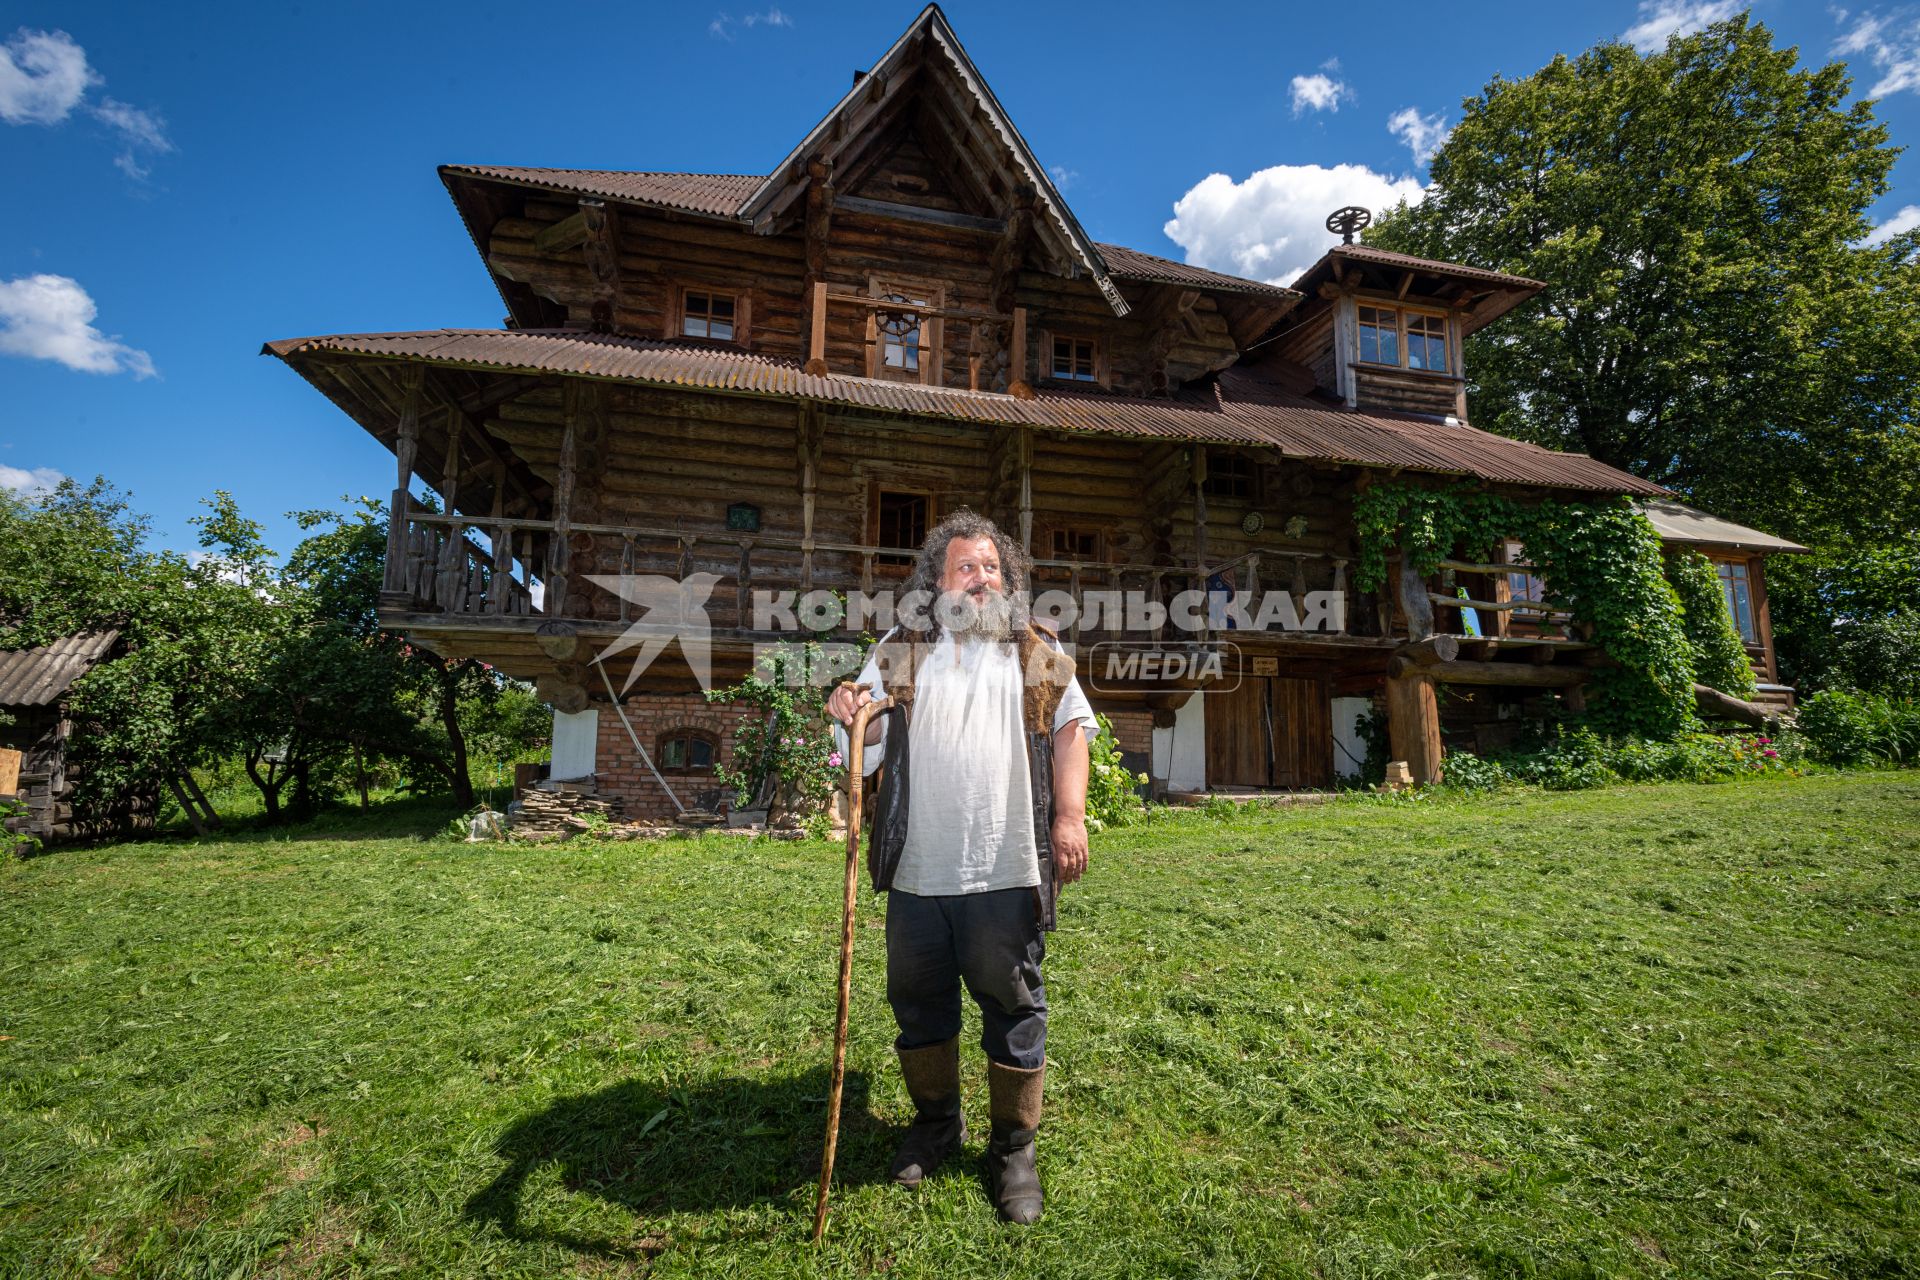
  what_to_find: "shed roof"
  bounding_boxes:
[1289,243,1547,336]
[0,630,119,708]
[263,329,1663,495]
[1636,499,1809,554]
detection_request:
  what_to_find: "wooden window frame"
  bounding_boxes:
[1202,451,1259,503]
[1043,331,1105,386]
[866,274,946,385]
[869,483,940,569]
[674,284,751,346]
[1713,557,1760,647]
[655,728,719,775]
[1355,300,1452,376]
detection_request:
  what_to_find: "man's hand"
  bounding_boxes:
[1051,813,1089,885]
[826,682,884,744]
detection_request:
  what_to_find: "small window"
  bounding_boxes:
[875,489,932,565]
[657,730,717,773]
[1406,313,1449,373]
[1050,528,1103,561]
[1716,560,1758,644]
[1051,336,1098,382]
[682,290,737,342]
[1505,540,1548,615]
[1203,452,1256,502]
[1358,305,1400,366]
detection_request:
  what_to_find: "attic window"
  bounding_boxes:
[682,289,738,342]
[1050,336,1099,382]
[1358,303,1450,374]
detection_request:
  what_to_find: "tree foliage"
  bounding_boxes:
[1368,15,1920,551]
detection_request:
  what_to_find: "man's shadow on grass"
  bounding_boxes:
[463,1067,890,1257]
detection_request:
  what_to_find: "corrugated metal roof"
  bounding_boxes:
[440,165,1293,301]
[0,630,118,707]
[1095,243,1297,299]
[1636,499,1808,553]
[265,329,1664,495]
[1319,244,1545,291]
[440,166,762,218]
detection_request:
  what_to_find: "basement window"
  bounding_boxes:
[657,730,716,773]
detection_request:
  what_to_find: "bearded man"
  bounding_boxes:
[828,508,1093,1225]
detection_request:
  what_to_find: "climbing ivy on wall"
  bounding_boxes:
[1353,482,1697,739]
[1665,549,1759,700]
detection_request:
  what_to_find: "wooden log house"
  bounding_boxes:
[0,630,149,842]
[268,5,1686,804]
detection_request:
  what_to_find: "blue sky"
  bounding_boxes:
[2,0,1915,556]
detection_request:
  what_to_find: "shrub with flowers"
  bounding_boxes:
[704,639,854,832]
[1084,712,1150,829]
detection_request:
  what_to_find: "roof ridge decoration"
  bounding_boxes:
[737,4,1128,317]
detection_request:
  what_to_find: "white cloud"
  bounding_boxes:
[710,9,792,39]
[1289,72,1352,116]
[0,274,156,377]
[1387,107,1450,166]
[0,27,96,124]
[90,96,173,178]
[1164,163,1428,287]
[1866,203,1920,244]
[0,27,171,178]
[0,464,65,496]
[1049,164,1079,191]
[1834,8,1920,96]
[1624,0,1742,52]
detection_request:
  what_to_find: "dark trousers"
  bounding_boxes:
[885,888,1047,1071]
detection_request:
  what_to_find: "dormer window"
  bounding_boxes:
[681,288,740,342]
[1357,303,1451,375]
[1051,336,1099,382]
[867,276,945,384]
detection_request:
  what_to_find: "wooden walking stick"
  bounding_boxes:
[812,684,893,1242]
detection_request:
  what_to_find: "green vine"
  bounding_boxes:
[1665,549,1759,700]
[1354,482,1697,739]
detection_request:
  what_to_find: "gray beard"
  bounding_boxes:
[939,587,1014,642]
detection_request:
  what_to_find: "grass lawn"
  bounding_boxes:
[2,774,1917,1278]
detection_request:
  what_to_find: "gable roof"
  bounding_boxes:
[264,329,1663,496]
[739,5,1126,314]
[1636,499,1808,554]
[0,630,119,708]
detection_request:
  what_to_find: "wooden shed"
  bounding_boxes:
[0,630,125,844]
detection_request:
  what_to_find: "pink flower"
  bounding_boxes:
[1763,749,1778,758]
[827,751,843,769]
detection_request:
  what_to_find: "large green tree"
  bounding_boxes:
[1369,15,1920,550]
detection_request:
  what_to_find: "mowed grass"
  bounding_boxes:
[2,775,1917,1279]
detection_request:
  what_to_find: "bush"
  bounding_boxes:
[1085,713,1149,828]
[1441,725,1807,794]
[1666,549,1759,699]
[1797,689,1920,766]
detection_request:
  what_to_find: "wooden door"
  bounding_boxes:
[1205,675,1333,790]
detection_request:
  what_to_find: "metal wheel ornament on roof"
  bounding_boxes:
[1325,206,1373,245]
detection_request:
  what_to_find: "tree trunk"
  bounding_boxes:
[244,750,286,824]
[441,662,475,809]
[353,744,370,810]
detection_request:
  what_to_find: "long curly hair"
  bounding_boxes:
[896,507,1032,637]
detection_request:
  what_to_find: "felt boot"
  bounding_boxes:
[890,1037,965,1186]
[985,1060,1044,1224]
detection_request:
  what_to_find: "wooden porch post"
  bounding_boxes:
[1017,425,1033,554]
[1386,673,1443,785]
[798,406,822,593]
[381,365,425,606]
[1192,445,1208,638]
[547,382,581,617]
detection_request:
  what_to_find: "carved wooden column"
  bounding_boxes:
[547,382,581,617]
[1386,673,1443,785]
[380,365,425,607]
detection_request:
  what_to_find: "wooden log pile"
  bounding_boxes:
[509,784,624,838]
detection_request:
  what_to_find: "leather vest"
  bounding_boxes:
[864,623,1075,931]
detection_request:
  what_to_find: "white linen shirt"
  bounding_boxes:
[833,629,1097,896]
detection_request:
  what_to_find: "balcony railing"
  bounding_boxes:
[386,512,1366,644]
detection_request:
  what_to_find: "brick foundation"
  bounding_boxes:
[594,693,758,819]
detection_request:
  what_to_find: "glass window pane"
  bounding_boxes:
[682,316,707,338]
[690,740,713,768]
[710,296,734,320]
[710,319,733,341]
[662,739,685,767]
